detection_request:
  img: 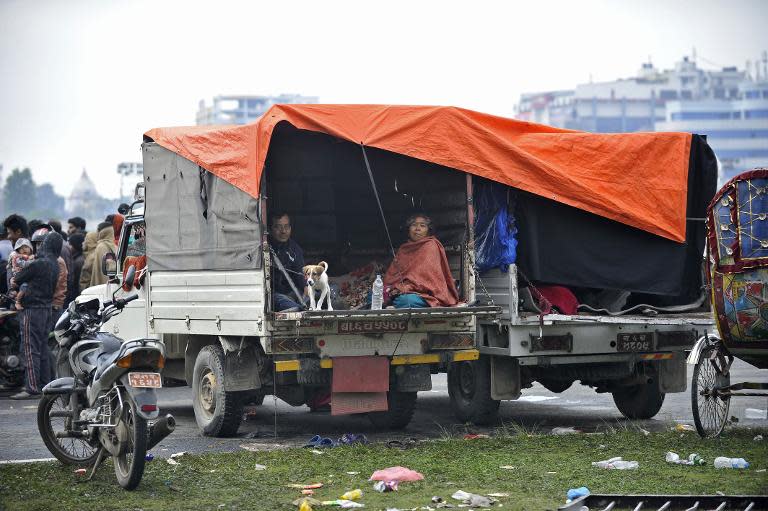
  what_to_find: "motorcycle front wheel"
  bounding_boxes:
[37,393,99,466]
[113,397,148,490]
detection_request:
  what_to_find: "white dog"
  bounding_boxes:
[303,261,333,311]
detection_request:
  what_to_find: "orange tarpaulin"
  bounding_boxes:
[145,104,692,242]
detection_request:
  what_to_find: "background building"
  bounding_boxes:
[67,169,118,227]
[516,54,768,183]
[196,93,319,125]
[117,161,144,201]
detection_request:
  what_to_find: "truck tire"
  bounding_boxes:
[368,391,417,430]
[448,356,500,425]
[612,383,665,420]
[192,345,245,437]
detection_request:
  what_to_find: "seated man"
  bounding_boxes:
[268,212,306,311]
[383,213,459,308]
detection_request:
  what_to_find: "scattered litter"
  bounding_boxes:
[170,451,186,459]
[288,483,324,490]
[665,452,705,466]
[209,470,216,473]
[346,471,360,475]
[673,424,695,432]
[74,468,87,476]
[713,457,749,469]
[311,449,324,455]
[322,500,364,508]
[338,433,369,445]
[754,435,764,441]
[745,408,767,419]
[370,466,424,482]
[302,489,315,496]
[386,438,419,450]
[145,453,154,462]
[340,489,362,501]
[373,480,399,492]
[463,433,490,440]
[299,500,313,511]
[551,427,580,435]
[756,469,766,473]
[254,463,267,471]
[451,490,496,508]
[598,444,606,449]
[487,493,509,497]
[167,458,179,466]
[305,435,336,448]
[566,487,590,502]
[591,456,639,470]
[639,428,651,436]
[717,491,726,496]
[546,471,557,475]
[244,430,268,439]
[499,465,515,470]
[432,496,444,503]
[293,498,323,507]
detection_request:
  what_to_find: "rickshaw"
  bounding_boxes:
[688,168,768,437]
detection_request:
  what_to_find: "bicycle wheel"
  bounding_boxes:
[691,345,731,438]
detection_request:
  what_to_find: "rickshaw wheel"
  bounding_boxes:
[691,344,731,438]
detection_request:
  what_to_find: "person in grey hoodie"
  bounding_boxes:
[10,232,61,399]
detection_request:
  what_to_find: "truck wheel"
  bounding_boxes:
[368,391,417,430]
[612,383,665,420]
[448,356,500,425]
[192,345,245,437]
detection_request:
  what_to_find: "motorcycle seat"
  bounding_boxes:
[94,337,123,380]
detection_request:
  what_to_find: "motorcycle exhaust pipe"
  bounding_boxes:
[148,414,176,450]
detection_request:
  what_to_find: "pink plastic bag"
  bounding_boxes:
[369,466,424,482]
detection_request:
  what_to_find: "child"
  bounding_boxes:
[7,238,34,310]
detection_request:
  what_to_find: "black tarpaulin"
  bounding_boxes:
[514,135,717,302]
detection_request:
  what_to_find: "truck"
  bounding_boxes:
[447,135,719,424]
[85,105,717,434]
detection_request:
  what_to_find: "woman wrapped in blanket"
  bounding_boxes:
[383,213,460,308]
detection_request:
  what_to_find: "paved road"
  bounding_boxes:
[1,360,765,461]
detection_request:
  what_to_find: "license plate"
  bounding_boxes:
[617,333,653,352]
[128,372,162,388]
[338,320,408,334]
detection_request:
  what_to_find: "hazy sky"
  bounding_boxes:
[1,0,766,198]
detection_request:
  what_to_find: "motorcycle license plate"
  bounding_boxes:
[616,333,653,352]
[128,372,162,388]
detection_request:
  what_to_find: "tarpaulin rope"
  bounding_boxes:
[361,145,396,258]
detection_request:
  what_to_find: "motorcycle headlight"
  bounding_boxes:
[53,311,72,346]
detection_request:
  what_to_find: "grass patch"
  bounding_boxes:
[1,428,766,510]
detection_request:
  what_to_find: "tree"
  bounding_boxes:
[33,183,66,220]
[3,167,37,215]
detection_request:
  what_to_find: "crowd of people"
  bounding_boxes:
[0,210,125,400]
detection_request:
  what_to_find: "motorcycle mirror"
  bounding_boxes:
[101,252,118,279]
[123,265,136,292]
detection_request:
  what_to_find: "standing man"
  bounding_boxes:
[10,232,61,400]
[3,214,28,247]
[268,212,306,312]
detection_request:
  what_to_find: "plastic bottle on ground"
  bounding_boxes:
[371,275,384,310]
[714,457,749,469]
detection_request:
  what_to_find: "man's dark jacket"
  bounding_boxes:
[269,236,305,298]
[15,232,62,309]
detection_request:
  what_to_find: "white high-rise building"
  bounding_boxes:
[196,94,319,126]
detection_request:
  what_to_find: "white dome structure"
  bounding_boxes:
[66,169,103,215]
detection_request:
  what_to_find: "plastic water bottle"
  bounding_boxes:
[714,457,750,469]
[371,274,384,310]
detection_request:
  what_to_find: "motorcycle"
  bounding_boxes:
[37,266,175,490]
[0,309,22,390]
